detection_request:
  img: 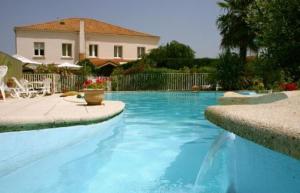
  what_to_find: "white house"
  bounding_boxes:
[14,18,160,68]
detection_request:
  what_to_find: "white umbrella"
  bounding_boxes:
[13,55,42,65]
[57,62,82,69]
[13,54,42,69]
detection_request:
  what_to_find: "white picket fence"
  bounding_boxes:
[23,73,211,92]
[112,73,211,91]
[23,73,84,93]
[23,73,114,93]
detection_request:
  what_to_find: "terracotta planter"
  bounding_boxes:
[83,89,104,105]
[192,85,200,92]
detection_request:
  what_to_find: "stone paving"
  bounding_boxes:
[205,91,300,160]
[0,95,125,132]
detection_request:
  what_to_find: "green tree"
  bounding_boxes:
[148,40,195,69]
[247,0,300,81]
[217,0,257,63]
[164,40,195,58]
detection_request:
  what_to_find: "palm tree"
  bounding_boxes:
[217,0,257,63]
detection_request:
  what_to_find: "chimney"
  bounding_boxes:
[79,20,85,60]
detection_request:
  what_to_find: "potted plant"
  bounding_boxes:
[82,78,107,105]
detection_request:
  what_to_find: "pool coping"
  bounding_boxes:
[0,95,125,133]
[205,91,300,160]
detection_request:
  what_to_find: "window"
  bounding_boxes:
[137,47,146,58]
[89,44,98,57]
[62,43,72,57]
[34,42,45,56]
[114,46,123,58]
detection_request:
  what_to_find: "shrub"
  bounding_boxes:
[244,56,286,90]
[123,64,145,75]
[144,57,218,70]
[251,79,265,92]
[36,64,60,74]
[195,66,216,73]
[193,58,219,67]
[281,83,298,91]
[179,66,190,73]
[77,59,96,77]
[111,67,125,76]
[216,51,244,90]
[143,67,178,73]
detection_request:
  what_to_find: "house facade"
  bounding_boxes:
[15,18,160,67]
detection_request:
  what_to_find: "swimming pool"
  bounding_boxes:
[0,92,299,193]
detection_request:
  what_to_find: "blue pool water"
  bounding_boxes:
[0,92,299,193]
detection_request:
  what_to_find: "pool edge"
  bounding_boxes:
[0,101,125,133]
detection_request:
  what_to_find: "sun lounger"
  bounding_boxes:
[33,78,52,96]
[10,77,38,98]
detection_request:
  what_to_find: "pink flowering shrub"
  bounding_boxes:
[83,77,111,89]
[281,82,298,91]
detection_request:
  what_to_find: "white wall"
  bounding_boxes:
[16,30,160,64]
[85,34,159,60]
[16,30,79,64]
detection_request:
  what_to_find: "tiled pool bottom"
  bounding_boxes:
[0,92,299,193]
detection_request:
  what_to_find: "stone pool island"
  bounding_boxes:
[0,95,125,132]
[205,91,300,160]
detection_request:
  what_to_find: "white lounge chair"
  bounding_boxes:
[10,77,37,98]
[42,78,52,95]
[34,78,52,96]
[0,65,8,101]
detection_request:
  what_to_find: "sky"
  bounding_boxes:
[0,0,222,58]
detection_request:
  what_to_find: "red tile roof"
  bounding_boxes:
[15,18,159,38]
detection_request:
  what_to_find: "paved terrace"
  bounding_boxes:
[0,95,125,132]
[205,91,300,160]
